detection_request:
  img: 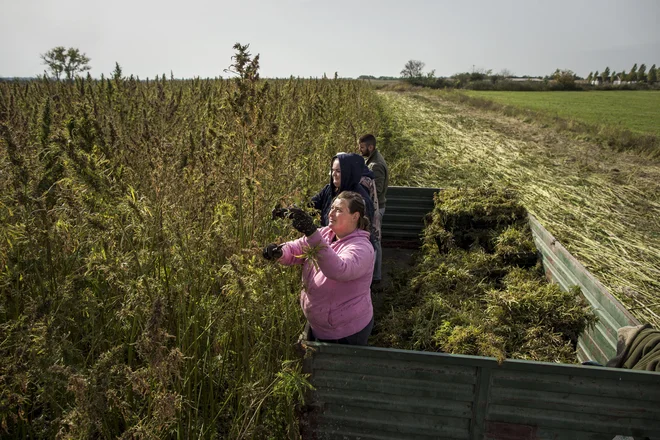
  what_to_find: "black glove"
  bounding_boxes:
[271,207,290,220]
[288,207,317,237]
[262,243,283,260]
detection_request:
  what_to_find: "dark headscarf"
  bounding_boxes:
[311,153,375,231]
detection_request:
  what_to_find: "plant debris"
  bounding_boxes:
[372,186,597,364]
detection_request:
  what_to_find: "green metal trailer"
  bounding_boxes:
[299,187,659,440]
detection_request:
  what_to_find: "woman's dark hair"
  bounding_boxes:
[335,191,370,232]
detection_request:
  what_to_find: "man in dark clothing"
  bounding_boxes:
[359,134,389,283]
[311,153,375,242]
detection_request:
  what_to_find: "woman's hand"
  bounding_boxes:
[262,243,283,260]
[288,208,317,237]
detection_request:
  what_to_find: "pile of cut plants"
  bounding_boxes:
[371,186,597,363]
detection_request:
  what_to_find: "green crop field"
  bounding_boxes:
[464,90,660,137]
[2,54,660,438]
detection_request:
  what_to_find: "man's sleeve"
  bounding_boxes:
[371,163,386,198]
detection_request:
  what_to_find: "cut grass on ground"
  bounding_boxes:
[378,90,660,328]
[464,90,660,137]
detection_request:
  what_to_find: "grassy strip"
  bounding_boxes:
[377,90,660,329]
[444,90,660,158]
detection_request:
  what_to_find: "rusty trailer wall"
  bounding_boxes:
[300,343,660,440]
[301,345,478,439]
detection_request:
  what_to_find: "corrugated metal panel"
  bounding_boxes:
[488,366,660,438]
[381,186,437,242]
[528,215,640,365]
[301,344,482,440]
[301,187,657,439]
[301,343,660,440]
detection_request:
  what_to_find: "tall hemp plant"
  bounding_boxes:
[0,44,383,438]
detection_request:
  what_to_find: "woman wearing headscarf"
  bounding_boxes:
[310,153,375,243]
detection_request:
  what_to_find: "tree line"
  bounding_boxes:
[586,64,657,84]
[396,59,659,91]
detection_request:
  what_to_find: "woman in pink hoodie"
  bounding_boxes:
[263,191,375,345]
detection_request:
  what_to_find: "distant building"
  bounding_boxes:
[591,75,603,85]
[612,75,636,85]
[507,77,543,82]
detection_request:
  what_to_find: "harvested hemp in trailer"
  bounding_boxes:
[372,186,596,364]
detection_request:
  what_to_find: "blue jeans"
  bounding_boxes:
[308,316,374,346]
[373,208,385,281]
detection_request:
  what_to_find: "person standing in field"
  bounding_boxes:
[359,134,389,285]
[263,191,375,345]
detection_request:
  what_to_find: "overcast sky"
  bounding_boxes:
[2,0,658,79]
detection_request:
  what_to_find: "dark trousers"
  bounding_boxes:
[308,316,374,346]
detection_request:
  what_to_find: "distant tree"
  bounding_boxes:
[452,72,471,88]
[586,72,593,83]
[498,68,514,78]
[593,70,599,83]
[41,46,66,79]
[627,63,638,82]
[637,64,647,82]
[648,64,657,84]
[469,68,492,82]
[602,67,610,83]
[400,60,425,79]
[41,46,91,80]
[552,69,576,88]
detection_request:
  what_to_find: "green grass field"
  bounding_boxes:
[464,90,660,137]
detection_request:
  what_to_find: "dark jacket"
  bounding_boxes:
[311,153,375,231]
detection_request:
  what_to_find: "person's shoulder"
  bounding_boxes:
[344,229,373,246]
[318,184,332,196]
[370,160,386,174]
[356,185,373,204]
[375,150,388,165]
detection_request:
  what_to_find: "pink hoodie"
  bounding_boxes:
[279,226,374,340]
